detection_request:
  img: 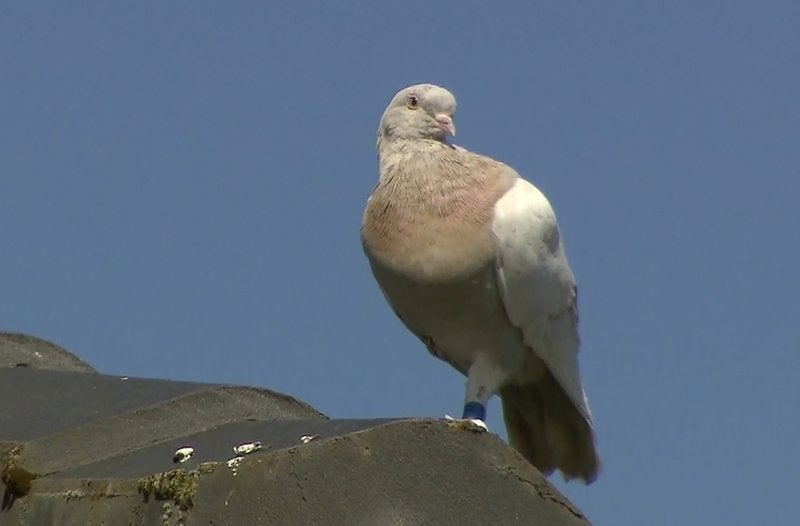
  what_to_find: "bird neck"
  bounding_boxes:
[377,138,455,185]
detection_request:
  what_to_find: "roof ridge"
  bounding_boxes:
[20,386,325,477]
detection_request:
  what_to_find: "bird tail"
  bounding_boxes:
[500,371,600,484]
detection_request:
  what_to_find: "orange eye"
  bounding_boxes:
[406,95,419,109]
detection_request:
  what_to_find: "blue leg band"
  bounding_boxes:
[462,401,486,421]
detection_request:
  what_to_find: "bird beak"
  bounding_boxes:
[434,114,456,136]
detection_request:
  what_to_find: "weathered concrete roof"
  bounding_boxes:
[0,332,95,373]
[0,333,590,525]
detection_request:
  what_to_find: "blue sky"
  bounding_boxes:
[2,2,798,524]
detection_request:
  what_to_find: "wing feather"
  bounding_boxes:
[492,178,593,423]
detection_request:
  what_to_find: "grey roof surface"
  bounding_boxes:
[0,333,95,373]
[0,333,590,525]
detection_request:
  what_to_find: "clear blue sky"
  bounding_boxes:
[2,2,798,524]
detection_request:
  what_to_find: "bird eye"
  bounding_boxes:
[406,96,419,109]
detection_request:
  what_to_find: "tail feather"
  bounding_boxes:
[500,371,600,483]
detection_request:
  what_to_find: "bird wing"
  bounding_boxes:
[492,177,593,423]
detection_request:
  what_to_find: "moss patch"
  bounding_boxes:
[2,464,35,497]
[1,447,37,497]
[137,462,217,511]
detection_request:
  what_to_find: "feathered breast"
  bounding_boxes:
[362,148,517,282]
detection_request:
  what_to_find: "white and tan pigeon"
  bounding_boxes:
[361,84,600,483]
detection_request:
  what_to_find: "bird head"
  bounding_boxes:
[377,84,457,145]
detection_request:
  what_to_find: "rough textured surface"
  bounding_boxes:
[0,333,95,373]
[0,333,591,525]
[0,368,321,444]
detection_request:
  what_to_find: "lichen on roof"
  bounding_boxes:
[1,446,37,499]
[137,462,217,511]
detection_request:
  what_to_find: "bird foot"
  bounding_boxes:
[445,414,488,433]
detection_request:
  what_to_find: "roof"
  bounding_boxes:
[0,332,590,525]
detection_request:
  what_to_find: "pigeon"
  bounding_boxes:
[361,84,600,483]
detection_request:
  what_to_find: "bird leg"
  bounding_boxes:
[462,400,486,421]
[458,356,507,429]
